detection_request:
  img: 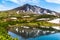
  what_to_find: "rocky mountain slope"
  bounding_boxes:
[12,4,59,16]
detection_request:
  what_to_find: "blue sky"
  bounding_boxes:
[0,0,60,12]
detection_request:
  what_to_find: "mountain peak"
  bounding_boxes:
[24,4,31,6]
[13,4,58,15]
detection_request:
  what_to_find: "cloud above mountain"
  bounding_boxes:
[7,0,60,5]
[0,0,41,11]
[5,0,40,6]
[45,0,60,4]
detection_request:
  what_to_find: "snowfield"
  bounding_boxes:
[48,18,60,24]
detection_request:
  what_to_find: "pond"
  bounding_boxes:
[8,31,60,40]
[8,26,60,40]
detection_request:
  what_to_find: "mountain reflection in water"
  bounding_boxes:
[8,26,60,39]
[8,31,60,40]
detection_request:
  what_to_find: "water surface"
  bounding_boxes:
[8,31,60,40]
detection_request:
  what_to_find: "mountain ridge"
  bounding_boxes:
[12,4,59,15]
[0,4,60,16]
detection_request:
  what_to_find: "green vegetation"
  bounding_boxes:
[0,22,18,40]
[0,11,59,40]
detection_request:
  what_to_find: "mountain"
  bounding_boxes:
[11,4,59,16]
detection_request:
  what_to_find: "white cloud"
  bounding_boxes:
[6,0,19,4]
[5,0,40,6]
[0,0,41,11]
[0,4,8,11]
[0,4,16,11]
[45,0,60,4]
